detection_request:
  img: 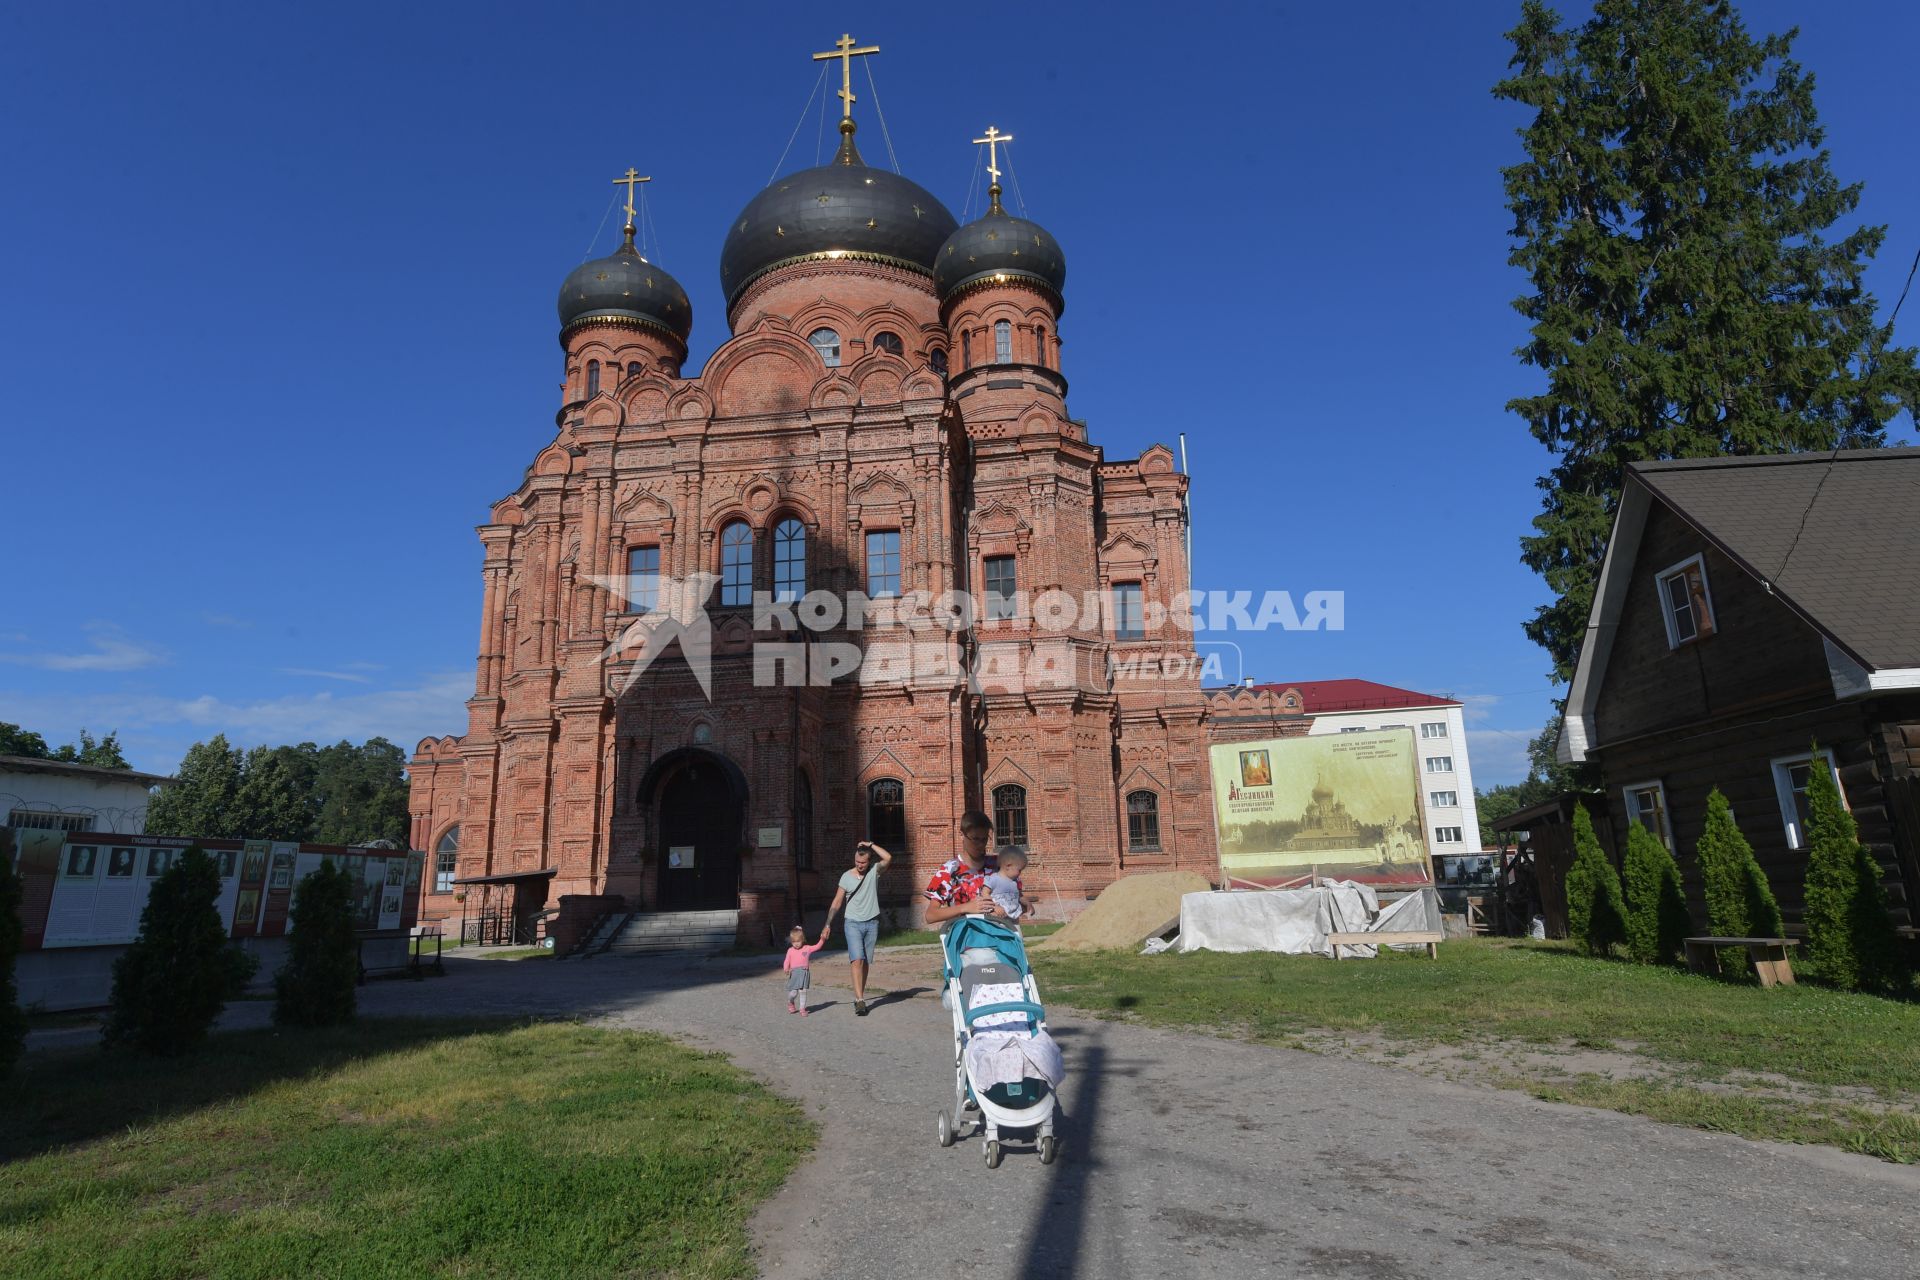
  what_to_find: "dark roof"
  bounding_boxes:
[719,128,958,313]
[1630,448,1920,669]
[557,228,693,342]
[935,206,1066,306]
[1211,679,1459,714]
[0,754,173,786]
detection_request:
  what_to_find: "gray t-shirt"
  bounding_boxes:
[838,866,884,921]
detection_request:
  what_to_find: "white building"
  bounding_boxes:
[1287,680,1484,855]
[1,755,171,837]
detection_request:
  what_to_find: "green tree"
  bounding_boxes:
[1565,803,1628,956]
[0,722,51,758]
[144,736,246,839]
[274,862,359,1027]
[0,829,27,1077]
[311,739,411,848]
[1695,788,1783,975]
[1801,751,1904,992]
[233,744,320,842]
[1496,0,1920,681]
[1622,822,1692,964]
[0,722,130,769]
[104,847,256,1054]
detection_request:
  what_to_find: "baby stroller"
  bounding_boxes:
[937,915,1063,1168]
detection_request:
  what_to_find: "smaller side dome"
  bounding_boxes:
[558,228,693,342]
[935,206,1067,308]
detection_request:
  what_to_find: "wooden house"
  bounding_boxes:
[1558,449,1920,927]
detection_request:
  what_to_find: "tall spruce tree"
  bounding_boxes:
[1566,803,1628,955]
[1695,788,1782,975]
[1622,822,1692,964]
[1800,750,1903,992]
[1496,0,1919,680]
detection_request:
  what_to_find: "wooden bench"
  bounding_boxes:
[1326,930,1442,960]
[1683,936,1800,988]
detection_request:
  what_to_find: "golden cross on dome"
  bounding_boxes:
[613,167,651,228]
[972,125,1013,185]
[813,33,880,121]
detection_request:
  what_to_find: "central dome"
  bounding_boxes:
[720,131,958,312]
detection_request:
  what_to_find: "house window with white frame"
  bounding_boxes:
[1430,790,1458,808]
[1434,826,1463,844]
[1625,781,1674,851]
[1420,722,1448,739]
[1424,756,1453,773]
[1657,554,1716,647]
[1771,751,1842,850]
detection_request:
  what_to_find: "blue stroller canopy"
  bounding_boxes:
[943,915,1029,975]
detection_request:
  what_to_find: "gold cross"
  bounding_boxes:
[613,167,650,225]
[972,125,1013,185]
[813,33,880,121]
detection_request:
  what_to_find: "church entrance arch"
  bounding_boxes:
[644,748,747,912]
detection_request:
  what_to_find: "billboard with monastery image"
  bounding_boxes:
[1209,729,1430,885]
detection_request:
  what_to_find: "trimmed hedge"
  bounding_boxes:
[274,862,359,1027]
[1801,752,1904,992]
[1566,803,1627,957]
[1623,821,1692,965]
[105,846,256,1054]
[1695,788,1782,976]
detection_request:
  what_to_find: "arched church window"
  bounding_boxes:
[809,327,842,368]
[434,826,459,893]
[993,320,1012,364]
[1035,327,1048,368]
[871,330,904,357]
[993,784,1028,847]
[626,361,644,383]
[720,521,753,607]
[1127,791,1161,852]
[795,770,814,871]
[586,360,601,397]
[868,778,907,850]
[773,518,806,602]
[930,348,948,378]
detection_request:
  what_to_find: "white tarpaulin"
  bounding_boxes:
[1176,885,1439,956]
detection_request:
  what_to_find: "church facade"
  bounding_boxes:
[408,58,1216,941]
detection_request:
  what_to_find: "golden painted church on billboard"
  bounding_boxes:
[408,37,1216,943]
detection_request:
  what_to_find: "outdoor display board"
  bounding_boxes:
[1208,730,1431,885]
[5,833,423,951]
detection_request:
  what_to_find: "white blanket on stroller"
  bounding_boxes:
[963,980,1064,1090]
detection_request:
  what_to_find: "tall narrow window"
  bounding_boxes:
[773,518,807,602]
[434,826,459,893]
[1035,326,1049,368]
[626,360,643,383]
[866,530,902,598]
[586,360,601,397]
[808,327,842,368]
[867,778,907,849]
[930,348,949,378]
[871,330,904,356]
[625,546,660,614]
[993,784,1028,847]
[984,555,1017,621]
[1112,582,1145,640]
[1127,791,1161,852]
[1657,555,1715,647]
[720,521,753,607]
[994,319,1012,364]
[795,772,814,871]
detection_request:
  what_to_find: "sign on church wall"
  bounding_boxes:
[1208,729,1429,885]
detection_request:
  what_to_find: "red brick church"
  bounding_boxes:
[409,41,1216,942]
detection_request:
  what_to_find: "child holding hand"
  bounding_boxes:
[783,926,824,1015]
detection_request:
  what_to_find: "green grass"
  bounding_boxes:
[1033,938,1920,1160]
[1,1019,813,1279]
[464,946,554,961]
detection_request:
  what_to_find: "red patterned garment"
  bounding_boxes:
[922,855,997,906]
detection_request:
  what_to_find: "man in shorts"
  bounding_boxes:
[820,840,892,1016]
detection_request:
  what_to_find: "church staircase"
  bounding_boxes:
[591,909,739,958]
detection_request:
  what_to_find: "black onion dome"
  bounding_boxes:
[720,131,958,310]
[558,229,693,342]
[935,204,1066,306]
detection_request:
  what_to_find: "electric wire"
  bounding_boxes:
[769,63,828,182]
[862,58,902,173]
[1004,144,1031,218]
[581,191,619,260]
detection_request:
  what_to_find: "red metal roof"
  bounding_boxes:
[1220,679,1459,714]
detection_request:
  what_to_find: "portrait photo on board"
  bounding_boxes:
[107,847,136,878]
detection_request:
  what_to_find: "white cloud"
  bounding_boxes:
[279,667,376,684]
[1466,727,1535,789]
[1456,693,1500,725]
[0,624,166,672]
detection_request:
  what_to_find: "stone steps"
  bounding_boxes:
[601,909,739,956]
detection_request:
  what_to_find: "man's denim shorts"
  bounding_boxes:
[844,917,878,963]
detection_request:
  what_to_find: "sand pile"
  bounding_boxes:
[1033,871,1212,951]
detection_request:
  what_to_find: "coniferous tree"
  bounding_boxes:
[144,737,245,839]
[1496,0,1920,681]
[1695,788,1783,975]
[1622,822,1692,964]
[1565,804,1627,956]
[104,847,256,1054]
[274,862,359,1027]
[0,830,27,1077]
[1801,752,1903,991]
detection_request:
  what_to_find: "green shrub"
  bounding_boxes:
[1565,804,1627,956]
[0,830,26,1076]
[274,862,359,1027]
[104,846,257,1054]
[1801,752,1904,992]
[1622,821,1692,964]
[1695,788,1783,976]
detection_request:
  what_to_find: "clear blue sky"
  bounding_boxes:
[2,1,1914,786]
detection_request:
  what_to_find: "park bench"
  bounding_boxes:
[1326,930,1442,960]
[1683,936,1799,988]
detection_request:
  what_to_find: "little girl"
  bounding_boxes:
[783,926,825,1015]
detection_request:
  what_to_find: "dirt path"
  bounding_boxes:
[330,949,1917,1279]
